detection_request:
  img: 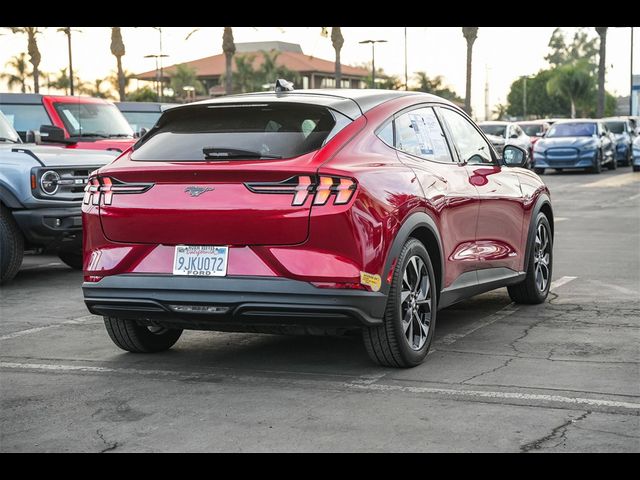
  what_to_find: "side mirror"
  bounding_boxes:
[39,124,75,144]
[25,130,41,144]
[502,145,528,168]
[535,131,544,137]
[509,133,519,139]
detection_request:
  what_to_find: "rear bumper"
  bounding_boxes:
[12,206,82,249]
[83,274,387,328]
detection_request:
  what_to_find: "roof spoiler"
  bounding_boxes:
[275,79,294,92]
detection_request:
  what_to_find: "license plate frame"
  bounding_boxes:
[172,245,228,277]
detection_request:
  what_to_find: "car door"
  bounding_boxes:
[389,105,480,287]
[437,106,526,275]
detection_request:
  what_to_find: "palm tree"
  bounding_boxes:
[10,28,42,93]
[462,27,478,114]
[331,27,344,88]
[595,27,608,118]
[110,27,127,101]
[169,64,205,101]
[1,53,31,93]
[492,103,508,120]
[233,54,258,93]
[80,79,114,99]
[108,69,134,97]
[222,27,235,95]
[546,61,594,118]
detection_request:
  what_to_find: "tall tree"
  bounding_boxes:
[546,61,594,118]
[222,27,235,95]
[80,79,113,99]
[233,54,259,93]
[412,72,463,103]
[595,27,608,118]
[1,53,31,93]
[10,28,42,93]
[110,27,127,101]
[258,50,298,88]
[545,27,598,70]
[462,27,478,114]
[169,64,205,100]
[331,27,344,88]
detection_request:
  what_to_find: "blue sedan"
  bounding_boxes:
[533,120,616,174]
[604,117,634,166]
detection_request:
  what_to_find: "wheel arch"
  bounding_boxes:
[382,211,444,301]
[523,193,553,270]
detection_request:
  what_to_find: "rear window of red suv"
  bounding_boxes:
[130,103,351,161]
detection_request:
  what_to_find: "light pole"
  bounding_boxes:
[152,27,166,101]
[631,27,634,115]
[359,39,387,88]
[144,54,169,99]
[522,74,532,119]
[404,28,408,91]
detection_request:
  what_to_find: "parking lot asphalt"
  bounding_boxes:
[1,168,639,452]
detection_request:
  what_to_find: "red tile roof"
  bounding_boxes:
[136,50,369,80]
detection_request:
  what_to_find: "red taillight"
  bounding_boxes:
[245,175,357,207]
[84,176,153,206]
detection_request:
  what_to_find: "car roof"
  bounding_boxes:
[517,120,549,125]
[176,89,451,120]
[116,102,178,113]
[552,118,599,124]
[0,92,112,105]
[478,121,510,125]
[602,117,629,122]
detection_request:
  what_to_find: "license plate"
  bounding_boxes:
[172,245,228,276]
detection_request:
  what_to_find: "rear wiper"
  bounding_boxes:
[202,147,282,160]
[0,137,19,143]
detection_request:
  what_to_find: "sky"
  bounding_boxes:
[1,27,638,119]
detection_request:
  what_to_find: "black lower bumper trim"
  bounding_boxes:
[12,206,82,247]
[83,275,387,328]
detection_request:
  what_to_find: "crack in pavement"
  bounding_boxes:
[96,429,119,453]
[461,358,515,384]
[520,411,592,452]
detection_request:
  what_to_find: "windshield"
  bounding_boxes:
[53,102,133,138]
[547,122,596,138]
[0,111,21,143]
[131,103,351,161]
[604,121,625,134]
[520,124,544,136]
[479,124,506,138]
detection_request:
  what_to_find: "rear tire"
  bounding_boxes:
[633,165,640,172]
[0,206,24,284]
[58,250,83,270]
[622,148,632,167]
[607,154,617,170]
[534,168,545,175]
[508,212,553,304]
[104,317,183,353]
[363,238,437,368]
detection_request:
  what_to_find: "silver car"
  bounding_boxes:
[478,121,533,168]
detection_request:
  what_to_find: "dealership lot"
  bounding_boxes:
[1,169,638,452]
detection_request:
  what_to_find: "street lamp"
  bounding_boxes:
[521,74,533,119]
[144,53,169,100]
[359,39,387,89]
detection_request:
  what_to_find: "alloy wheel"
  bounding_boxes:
[400,255,432,350]
[534,223,551,292]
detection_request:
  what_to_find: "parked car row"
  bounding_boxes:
[479,115,639,175]
[0,93,174,284]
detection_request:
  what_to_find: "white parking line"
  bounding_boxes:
[436,303,519,346]
[2,360,638,412]
[344,382,640,412]
[555,217,568,222]
[550,276,577,291]
[0,315,96,341]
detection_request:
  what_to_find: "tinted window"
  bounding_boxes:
[547,122,596,138]
[440,108,493,165]
[394,107,452,162]
[479,124,507,138]
[0,103,52,134]
[132,103,351,161]
[520,124,543,136]
[121,111,162,133]
[377,121,394,147]
[54,102,133,138]
[604,121,625,134]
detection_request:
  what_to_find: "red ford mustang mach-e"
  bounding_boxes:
[82,88,553,367]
